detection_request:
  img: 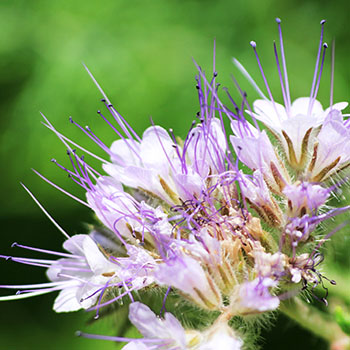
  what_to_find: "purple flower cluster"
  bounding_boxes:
[1,19,349,349]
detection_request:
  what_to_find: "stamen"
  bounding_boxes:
[160,286,172,316]
[250,41,278,114]
[10,242,81,259]
[76,331,166,344]
[273,41,289,111]
[83,63,142,143]
[276,18,291,111]
[21,184,71,241]
[308,20,326,115]
[32,169,90,207]
[309,43,328,114]
[41,118,108,164]
[97,110,142,163]
[20,184,85,255]
[0,289,54,301]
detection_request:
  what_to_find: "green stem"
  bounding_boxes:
[280,298,345,343]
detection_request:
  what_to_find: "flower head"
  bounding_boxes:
[1,17,349,349]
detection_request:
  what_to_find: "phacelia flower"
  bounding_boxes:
[1,17,349,349]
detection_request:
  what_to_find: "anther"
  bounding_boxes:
[275,17,281,24]
[108,104,113,107]
[66,149,71,155]
[213,72,218,77]
[50,158,56,163]
[69,117,74,123]
[323,43,328,48]
[250,41,257,48]
[320,19,326,25]
[75,331,82,337]
[97,110,101,114]
[11,242,18,248]
[16,290,21,295]
[6,256,12,261]
[94,314,99,320]
[100,98,106,102]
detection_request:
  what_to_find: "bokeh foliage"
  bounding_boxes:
[0,0,349,349]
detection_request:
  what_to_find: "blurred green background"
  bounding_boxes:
[1,0,349,349]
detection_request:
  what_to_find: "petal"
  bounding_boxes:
[230,131,277,172]
[253,99,287,126]
[128,302,167,339]
[163,312,187,347]
[110,138,141,166]
[53,285,82,312]
[280,115,318,160]
[62,234,87,255]
[155,257,221,309]
[324,101,348,116]
[140,126,174,170]
[291,97,323,116]
[83,236,117,275]
[200,324,242,350]
[122,342,150,350]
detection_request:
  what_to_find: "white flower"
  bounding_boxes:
[199,322,242,350]
[123,302,242,350]
[250,98,348,168]
[155,255,222,310]
[232,277,280,314]
[230,123,288,192]
[283,181,330,216]
[122,302,187,350]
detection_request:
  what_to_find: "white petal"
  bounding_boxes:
[110,138,141,166]
[291,97,323,116]
[128,302,168,338]
[82,236,116,275]
[280,115,318,160]
[122,342,150,350]
[63,234,87,255]
[140,126,174,170]
[324,101,348,116]
[53,285,82,312]
[200,323,242,350]
[253,99,287,125]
